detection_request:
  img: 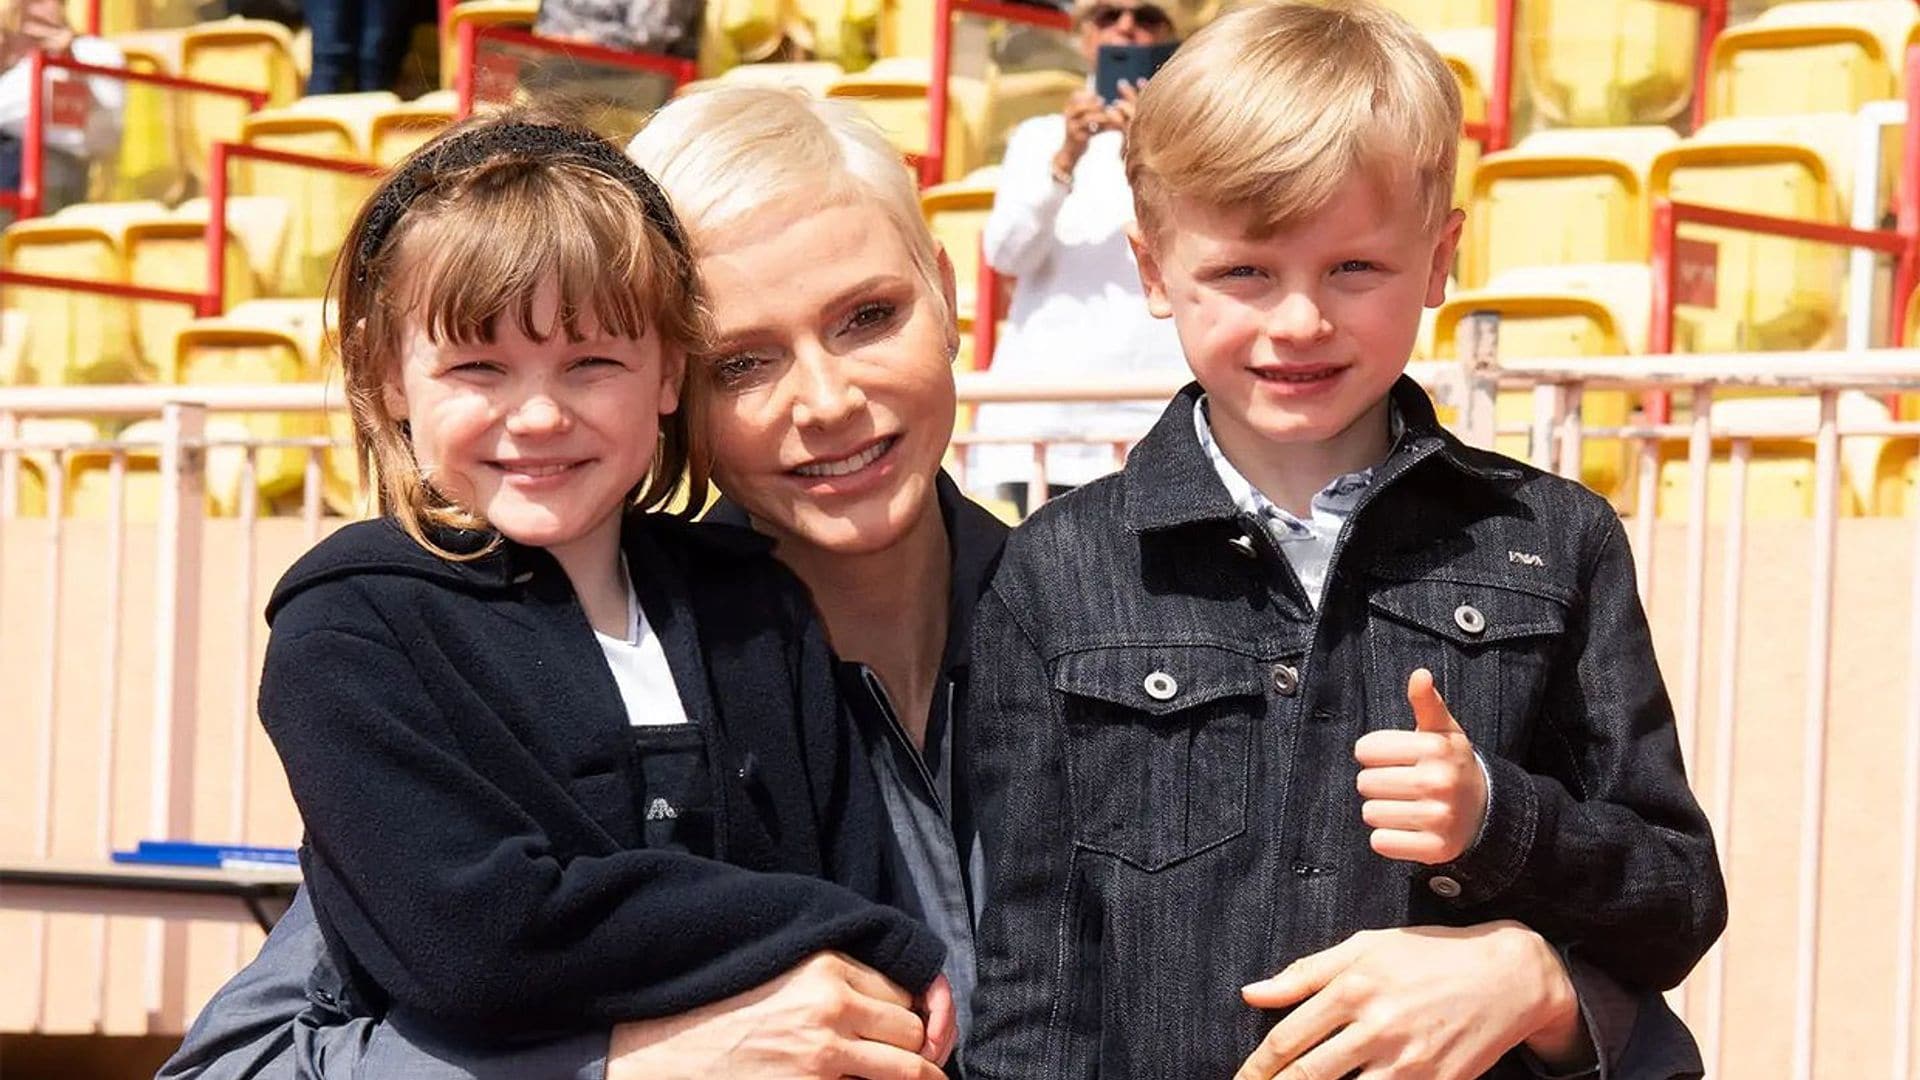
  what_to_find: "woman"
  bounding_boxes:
[163,88,1695,1080]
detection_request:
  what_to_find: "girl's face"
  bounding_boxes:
[696,199,958,556]
[382,277,683,561]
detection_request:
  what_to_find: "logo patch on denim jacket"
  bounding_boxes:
[1508,550,1545,567]
[645,797,678,821]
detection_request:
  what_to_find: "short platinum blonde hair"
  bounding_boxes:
[626,86,951,324]
[1125,0,1461,240]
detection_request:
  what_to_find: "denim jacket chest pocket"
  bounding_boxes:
[1051,644,1267,871]
[1362,572,1571,756]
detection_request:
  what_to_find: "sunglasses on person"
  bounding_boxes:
[1084,2,1173,32]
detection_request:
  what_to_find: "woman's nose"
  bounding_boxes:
[790,353,868,429]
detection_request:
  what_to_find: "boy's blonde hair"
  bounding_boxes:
[1125,0,1461,239]
[332,111,711,557]
[626,86,952,328]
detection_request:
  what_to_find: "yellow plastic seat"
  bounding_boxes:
[1,310,26,383]
[62,416,257,519]
[288,91,402,150]
[238,112,379,297]
[1431,28,1491,207]
[791,0,881,69]
[1524,0,1700,126]
[366,102,453,167]
[12,455,49,517]
[180,20,303,182]
[170,321,325,512]
[826,64,985,179]
[714,60,848,95]
[1657,394,1886,520]
[1,218,142,384]
[442,0,539,86]
[1706,0,1917,120]
[122,210,258,375]
[879,0,937,58]
[106,45,187,202]
[1463,126,1679,287]
[1432,263,1651,507]
[1648,116,1852,354]
[1383,0,1494,32]
[173,195,293,298]
[921,177,997,327]
[974,69,1083,169]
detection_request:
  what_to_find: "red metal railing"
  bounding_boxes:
[1456,0,1517,155]
[925,0,1072,191]
[3,50,269,221]
[452,24,698,117]
[204,142,385,315]
[2,142,383,321]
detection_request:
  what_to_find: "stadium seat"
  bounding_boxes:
[11,455,48,517]
[1657,393,1886,519]
[170,320,325,512]
[1463,126,1678,287]
[238,111,379,297]
[1383,0,1494,32]
[122,209,258,375]
[1430,28,1492,208]
[0,217,142,384]
[105,45,187,203]
[367,102,454,167]
[1433,263,1651,506]
[1648,115,1853,354]
[791,0,881,69]
[921,175,997,328]
[180,20,303,183]
[1523,0,1700,126]
[289,91,401,149]
[442,0,539,86]
[879,0,937,58]
[826,64,977,178]
[0,310,25,384]
[16,417,102,515]
[1705,0,1917,120]
[712,60,847,95]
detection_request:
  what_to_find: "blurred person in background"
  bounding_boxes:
[301,0,411,92]
[967,0,1185,515]
[0,0,123,214]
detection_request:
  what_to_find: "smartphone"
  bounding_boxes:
[1094,41,1179,104]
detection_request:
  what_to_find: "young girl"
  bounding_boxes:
[256,114,948,1042]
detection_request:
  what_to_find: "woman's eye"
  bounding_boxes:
[846,302,897,333]
[712,354,769,386]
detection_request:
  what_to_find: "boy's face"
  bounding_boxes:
[1131,181,1462,458]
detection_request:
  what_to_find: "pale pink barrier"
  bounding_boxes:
[0,360,1915,1079]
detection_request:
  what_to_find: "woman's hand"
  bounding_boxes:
[1053,90,1107,179]
[606,951,944,1080]
[1233,922,1593,1080]
[1101,80,1140,137]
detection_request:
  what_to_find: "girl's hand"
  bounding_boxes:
[1234,922,1593,1080]
[915,972,958,1065]
[607,951,943,1080]
[1353,668,1489,864]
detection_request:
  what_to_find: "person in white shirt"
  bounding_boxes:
[968,0,1185,514]
[0,0,125,216]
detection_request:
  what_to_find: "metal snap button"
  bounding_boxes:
[1270,663,1300,696]
[1453,603,1486,636]
[1142,671,1179,701]
[1227,534,1259,559]
[1428,874,1463,899]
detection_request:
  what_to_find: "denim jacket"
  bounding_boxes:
[965,378,1727,1079]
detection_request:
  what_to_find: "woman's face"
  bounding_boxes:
[695,198,958,556]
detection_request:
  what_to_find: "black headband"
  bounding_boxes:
[353,120,691,283]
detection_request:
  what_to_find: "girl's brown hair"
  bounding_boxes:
[331,111,712,557]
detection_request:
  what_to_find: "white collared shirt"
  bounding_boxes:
[1192,395,1403,609]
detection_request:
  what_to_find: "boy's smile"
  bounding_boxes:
[1131,181,1462,512]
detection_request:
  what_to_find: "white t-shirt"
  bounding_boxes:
[594,563,688,727]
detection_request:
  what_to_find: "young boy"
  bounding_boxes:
[964,2,1728,1077]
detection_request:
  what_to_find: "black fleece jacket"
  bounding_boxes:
[257,512,946,1037]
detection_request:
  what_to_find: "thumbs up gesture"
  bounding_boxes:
[1352,669,1489,865]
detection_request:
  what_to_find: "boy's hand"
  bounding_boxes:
[1352,668,1488,865]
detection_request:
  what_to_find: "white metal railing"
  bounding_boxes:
[0,358,1917,1078]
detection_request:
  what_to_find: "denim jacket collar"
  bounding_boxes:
[1121,376,1521,535]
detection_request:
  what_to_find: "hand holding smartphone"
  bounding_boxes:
[1093,41,1179,105]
